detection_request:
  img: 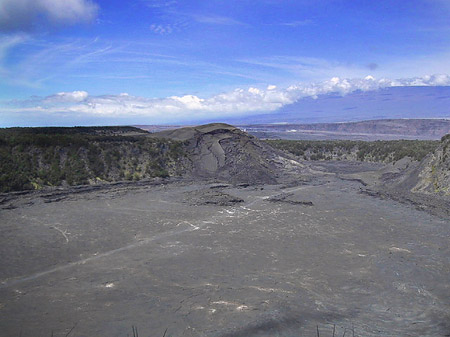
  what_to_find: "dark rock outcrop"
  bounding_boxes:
[266,192,314,206]
[411,135,450,195]
[183,189,244,206]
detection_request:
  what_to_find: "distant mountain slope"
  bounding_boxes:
[243,119,450,140]
[226,86,450,125]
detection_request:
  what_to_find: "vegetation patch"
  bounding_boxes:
[266,139,439,163]
[0,127,188,192]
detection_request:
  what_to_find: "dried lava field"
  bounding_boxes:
[0,124,449,337]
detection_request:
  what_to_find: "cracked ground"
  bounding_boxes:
[0,175,449,337]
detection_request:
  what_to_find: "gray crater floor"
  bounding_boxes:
[0,176,449,337]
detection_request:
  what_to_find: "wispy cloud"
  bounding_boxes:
[191,14,246,26]
[0,34,29,75]
[239,51,450,83]
[0,37,117,88]
[148,19,189,34]
[0,0,99,32]
[150,23,174,34]
[278,19,313,27]
[139,1,245,34]
[0,36,271,91]
[141,0,178,8]
[2,75,449,125]
[238,55,368,82]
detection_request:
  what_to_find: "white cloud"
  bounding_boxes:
[45,90,89,103]
[0,0,99,32]
[248,87,261,95]
[399,74,450,86]
[170,95,204,109]
[2,75,450,124]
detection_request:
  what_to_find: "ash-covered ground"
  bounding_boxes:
[1,164,449,337]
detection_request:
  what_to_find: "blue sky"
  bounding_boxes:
[0,0,449,126]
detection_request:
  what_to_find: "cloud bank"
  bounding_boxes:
[2,74,450,125]
[0,0,99,32]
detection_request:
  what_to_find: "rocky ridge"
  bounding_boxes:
[0,124,305,193]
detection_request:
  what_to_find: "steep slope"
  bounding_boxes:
[152,123,302,184]
[337,135,450,196]
[357,135,450,217]
[410,135,450,194]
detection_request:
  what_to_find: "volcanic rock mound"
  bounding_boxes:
[152,123,302,184]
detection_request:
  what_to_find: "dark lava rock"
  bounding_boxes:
[2,203,17,210]
[43,197,67,203]
[184,189,244,206]
[266,192,314,206]
[209,184,231,189]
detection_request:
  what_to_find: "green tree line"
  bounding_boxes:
[266,139,440,162]
[0,127,187,193]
